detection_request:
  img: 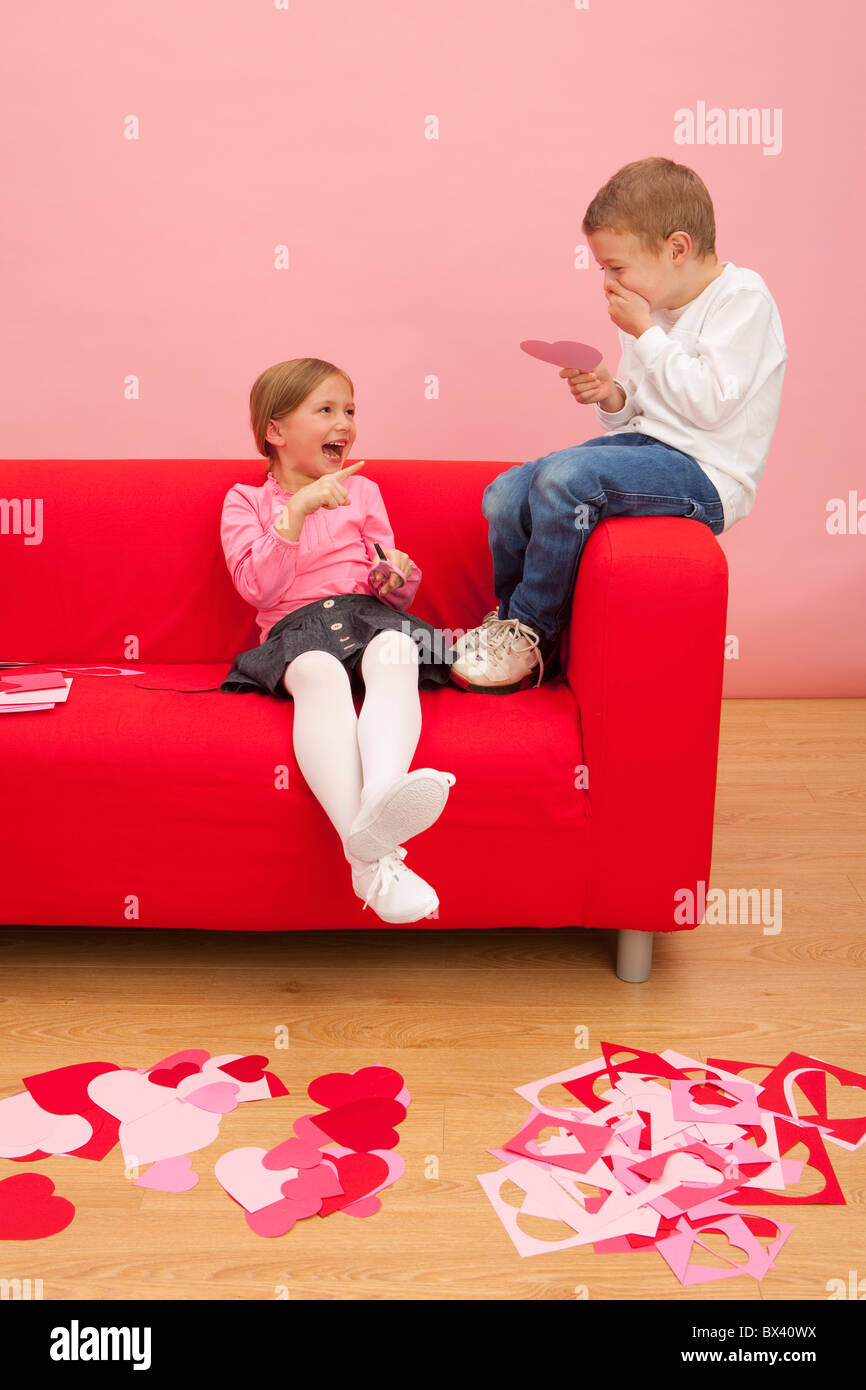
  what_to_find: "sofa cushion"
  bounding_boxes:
[3,666,588,930]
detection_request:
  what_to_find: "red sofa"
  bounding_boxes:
[0,457,728,981]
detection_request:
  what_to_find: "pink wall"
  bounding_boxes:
[2,1,863,695]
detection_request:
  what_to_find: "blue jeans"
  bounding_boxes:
[482,433,726,641]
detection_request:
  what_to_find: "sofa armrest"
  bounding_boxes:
[564,517,728,933]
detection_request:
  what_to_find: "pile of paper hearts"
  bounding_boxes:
[0,1051,409,1241]
[215,1065,410,1236]
[478,1045,866,1287]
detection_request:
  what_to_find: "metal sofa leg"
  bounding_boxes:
[616,929,654,983]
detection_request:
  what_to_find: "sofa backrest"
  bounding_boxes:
[1,458,502,663]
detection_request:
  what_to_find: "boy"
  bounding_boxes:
[450,156,787,693]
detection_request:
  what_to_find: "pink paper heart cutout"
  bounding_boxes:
[0,1173,76,1240]
[307,1066,405,1109]
[119,1098,222,1166]
[280,1165,343,1202]
[519,339,603,370]
[0,1091,67,1157]
[146,1049,211,1071]
[214,1146,301,1213]
[183,1082,239,1114]
[341,1195,383,1218]
[87,1069,175,1123]
[244,1199,301,1237]
[262,1137,323,1170]
[293,1114,331,1147]
[134,1156,199,1193]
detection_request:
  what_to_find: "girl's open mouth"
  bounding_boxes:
[322,442,346,461]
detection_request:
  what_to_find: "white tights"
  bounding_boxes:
[282,629,422,862]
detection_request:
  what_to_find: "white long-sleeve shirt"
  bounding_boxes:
[593,261,787,530]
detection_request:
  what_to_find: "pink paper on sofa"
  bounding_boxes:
[0,702,56,712]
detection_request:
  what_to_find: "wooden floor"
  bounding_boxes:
[1,699,863,1302]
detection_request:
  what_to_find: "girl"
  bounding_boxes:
[219,357,455,924]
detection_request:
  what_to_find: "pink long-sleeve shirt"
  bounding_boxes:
[221,471,422,643]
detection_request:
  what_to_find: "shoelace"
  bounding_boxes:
[475,617,545,688]
[359,846,409,912]
[460,610,499,653]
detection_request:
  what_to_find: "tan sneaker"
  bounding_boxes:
[450,617,550,693]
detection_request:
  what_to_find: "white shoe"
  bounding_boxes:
[347,768,456,862]
[350,847,439,924]
[450,617,551,693]
[451,610,500,662]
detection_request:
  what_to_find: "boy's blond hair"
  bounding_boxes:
[249,358,355,475]
[583,157,716,260]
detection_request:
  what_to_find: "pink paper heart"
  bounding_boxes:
[293,1114,332,1147]
[183,1082,240,1114]
[215,1147,301,1213]
[244,1199,300,1237]
[262,1137,323,1171]
[280,1164,343,1202]
[87,1069,175,1123]
[0,1091,64,1157]
[119,1098,221,1166]
[134,1155,199,1193]
[341,1195,383,1218]
[519,339,603,370]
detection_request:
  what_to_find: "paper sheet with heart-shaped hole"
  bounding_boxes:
[478,1044,860,1283]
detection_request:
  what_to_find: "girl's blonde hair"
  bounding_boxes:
[582,157,717,260]
[250,358,355,476]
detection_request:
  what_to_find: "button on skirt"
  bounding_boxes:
[220,593,455,699]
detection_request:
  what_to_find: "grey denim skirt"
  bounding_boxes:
[220,593,455,700]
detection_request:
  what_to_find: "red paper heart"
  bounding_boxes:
[317,1153,389,1216]
[264,1071,290,1098]
[219,1055,269,1083]
[23,1061,120,1115]
[311,1098,407,1151]
[149,1063,202,1089]
[0,1173,75,1240]
[307,1066,404,1109]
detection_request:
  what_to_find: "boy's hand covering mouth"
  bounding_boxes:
[604,283,654,338]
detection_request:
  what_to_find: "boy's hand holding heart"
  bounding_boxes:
[559,362,624,411]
